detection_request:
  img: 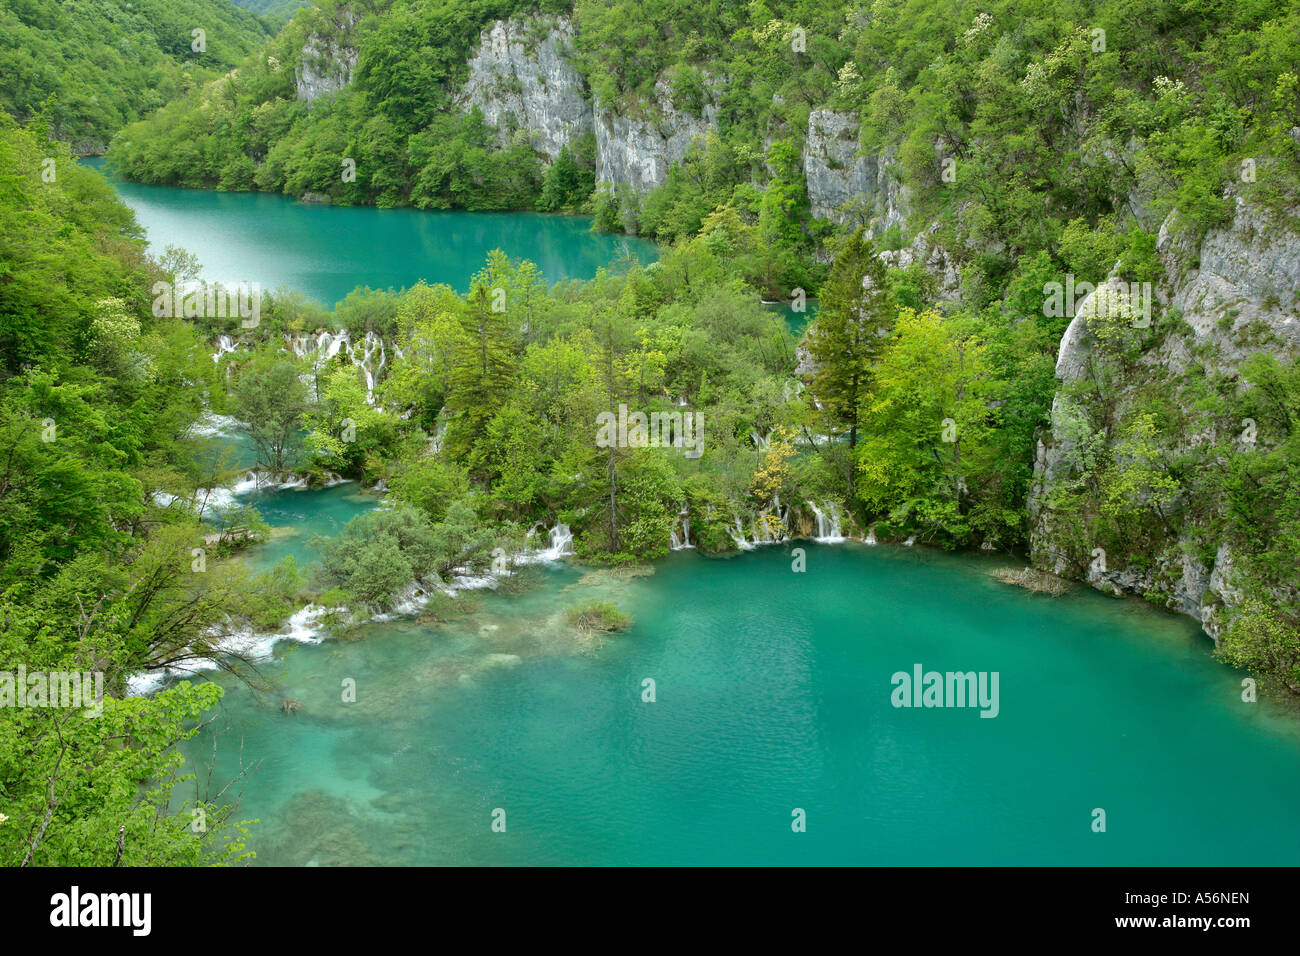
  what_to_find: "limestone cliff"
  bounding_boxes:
[802,108,908,231]
[593,78,721,191]
[456,16,592,161]
[294,8,359,104]
[1027,199,1300,637]
[456,13,916,216]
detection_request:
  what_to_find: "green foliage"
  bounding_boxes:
[1217,601,1300,694]
[0,0,271,149]
[0,121,263,864]
[232,0,310,22]
[388,458,470,522]
[855,309,1009,546]
[312,501,494,610]
[537,137,597,212]
[232,357,310,475]
[108,0,563,209]
[565,599,633,632]
[808,229,893,457]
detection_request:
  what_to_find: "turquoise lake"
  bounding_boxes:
[190,540,1300,866]
[84,167,1300,866]
[83,159,657,304]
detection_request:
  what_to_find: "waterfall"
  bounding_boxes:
[752,499,785,544]
[213,334,241,364]
[429,419,448,455]
[344,330,385,406]
[538,523,573,560]
[865,526,878,546]
[277,329,390,406]
[729,516,755,551]
[669,510,693,550]
[322,330,347,359]
[751,430,770,451]
[806,500,845,543]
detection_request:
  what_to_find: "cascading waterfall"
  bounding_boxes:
[213,334,241,364]
[545,523,574,558]
[750,497,788,545]
[428,419,448,455]
[213,329,392,405]
[525,523,567,564]
[521,521,574,562]
[669,509,693,550]
[345,331,386,406]
[806,500,845,543]
[729,516,756,551]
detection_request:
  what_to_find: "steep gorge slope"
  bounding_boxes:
[0,0,272,152]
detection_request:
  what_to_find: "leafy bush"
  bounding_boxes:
[565,599,633,632]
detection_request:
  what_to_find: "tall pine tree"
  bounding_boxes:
[807,228,894,494]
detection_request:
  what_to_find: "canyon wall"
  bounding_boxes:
[1027,199,1300,637]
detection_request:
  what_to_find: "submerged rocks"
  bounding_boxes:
[990,566,1074,596]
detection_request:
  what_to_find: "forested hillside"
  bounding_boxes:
[0,0,271,151]
[102,0,1300,694]
[0,115,285,863]
[232,0,310,20]
[108,0,1300,239]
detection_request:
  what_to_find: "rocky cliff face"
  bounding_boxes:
[802,109,908,231]
[457,14,722,192]
[293,10,919,214]
[593,79,720,191]
[456,16,592,161]
[294,8,359,104]
[1027,199,1300,637]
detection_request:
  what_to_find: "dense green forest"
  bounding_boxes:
[0,117,260,864]
[0,0,272,150]
[232,0,311,21]
[2,0,1300,866]
[108,0,1300,245]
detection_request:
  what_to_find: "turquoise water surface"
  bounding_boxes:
[83,159,657,304]
[187,545,1300,866]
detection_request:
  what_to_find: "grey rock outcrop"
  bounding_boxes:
[594,78,720,190]
[456,16,592,161]
[1029,198,1300,637]
[802,109,908,231]
[456,13,722,192]
[294,9,359,104]
[879,226,961,302]
[1160,197,1300,366]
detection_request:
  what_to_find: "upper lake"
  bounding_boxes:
[82,159,657,305]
